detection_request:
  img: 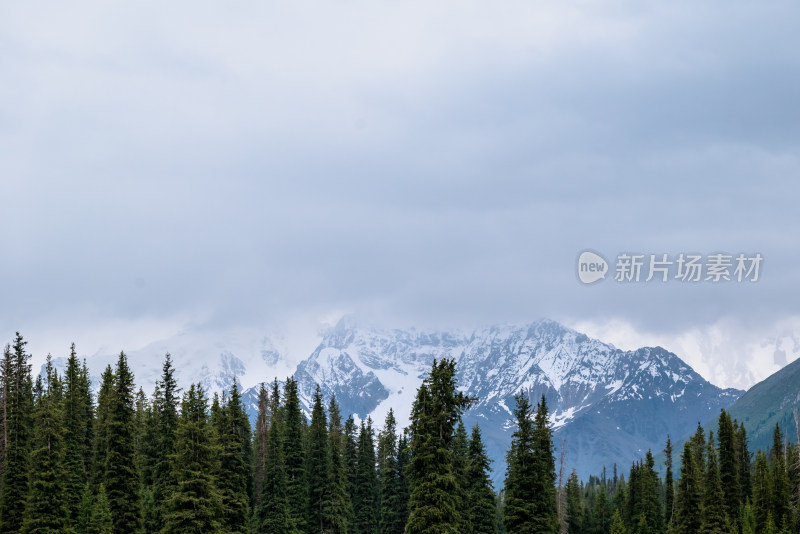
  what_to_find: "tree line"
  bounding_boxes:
[0,334,555,533]
[1,331,797,533]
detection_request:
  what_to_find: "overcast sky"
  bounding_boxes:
[1,1,799,389]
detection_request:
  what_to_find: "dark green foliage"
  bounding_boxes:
[216,379,252,533]
[770,424,790,526]
[104,352,142,533]
[307,384,331,533]
[752,449,773,532]
[716,410,741,523]
[325,394,351,534]
[736,421,752,505]
[152,353,181,527]
[406,358,473,534]
[396,429,411,529]
[700,433,729,534]
[664,436,674,527]
[344,414,359,527]
[254,380,296,534]
[452,421,470,532]
[21,357,74,534]
[566,470,583,533]
[253,382,270,509]
[611,508,627,534]
[0,333,34,534]
[283,377,309,533]
[63,343,93,525]
[161,384,224,534]
[378,408,404,534]
[354,419,379,534]
[466,425,497,534]
[672,441,702,534]
[503,392,537,533]
[92,364,114,486]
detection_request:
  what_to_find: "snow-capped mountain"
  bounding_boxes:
[240,318,742,480]
[78,317,743,481]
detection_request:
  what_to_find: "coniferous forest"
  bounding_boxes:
[1,332,799,534]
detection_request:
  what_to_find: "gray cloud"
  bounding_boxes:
[1,1,799,360]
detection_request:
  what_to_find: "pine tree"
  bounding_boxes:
[672,441,702,534]
[700,433,729,534]
[216,379,251,533]
[152,353,181,527]
[21,357,74,534]
[503,392,537,533]
[770,424,790,527]
[103,352,142,533]
[307,384,331,534]
[253,382,270,509]
[531,395,558,533]
[91,484,114,534]
[92,364,115,486]
[324,394,350,534]
[0,333,34,534]
[396,429,411,529]
[716,410,741,524]
[354,418,379,534]
[735,421,752,505]
[452,421,470,533]
[344,414,359,528]
[254,380,296,534]
[283,377,309,533]
[752,449,773,532]
[160,384,224,534]
[610,509,627,534]
[406,358,472,534]
[378,408,403,534]
[466,425,497,534]
[664,436,674,527]
[566,470,584,533]
[63,343,93,525]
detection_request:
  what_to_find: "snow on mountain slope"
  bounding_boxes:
[71,317,742,481]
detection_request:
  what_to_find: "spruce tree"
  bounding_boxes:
[344,414,359,527]
[503,392,537,533]
[354,418,379,534]
[664,436,674,527]
[253,382,270,509]
[531,394,558,533]
[63,343,93,525]
[324,394,350,534]
[152,353,181,527]
[672,441,701,534]
[700,433,729,534]
[466,425,497,534]
[566,470,583,534]
[307,384,331,534]
[283,377,309,533]
[21,357,74,534]
[104,352,142,533]
[406,358,472,534]
[395,429,411,529]
[716,410,741,524]
[0,333,34,534]
[216,379,251,533]
[735,421,752,505]
[254,380,296,534]
[161,384,224,534]
[752,449,773,532]
[92,364,115,486]
[770,424,790,526]
[610,508,627,534]
[451,421,471,533]
[378,408,403,534]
